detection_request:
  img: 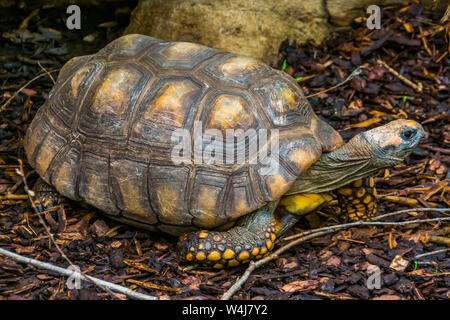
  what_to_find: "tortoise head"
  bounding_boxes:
[286,119,425,195]
[361,119,425,165]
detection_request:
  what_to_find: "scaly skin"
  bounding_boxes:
[336,177,377,221]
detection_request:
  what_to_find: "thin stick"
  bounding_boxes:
[0,246,158,300]
[7,169,34,194]
[305,66,365,98]
[0,194,29,201]
[15,161,126,300]
[0,69,59,112]
[37,61,56,84]
[377,59,423,92]
[415,248,450,260]
[284,208,450,242]
[221,213,450,300]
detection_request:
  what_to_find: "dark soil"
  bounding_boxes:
[0,2,449,300]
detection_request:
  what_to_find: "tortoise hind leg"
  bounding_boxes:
[178,193,331,269]
[32,178,65,212]
[336,177,377,221]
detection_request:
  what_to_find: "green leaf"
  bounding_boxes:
[281,59,287,72]
[295,77,303,81]
[402,96,407,103]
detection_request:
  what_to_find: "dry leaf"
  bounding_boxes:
[389,255,409,272]
[281,280,318,292]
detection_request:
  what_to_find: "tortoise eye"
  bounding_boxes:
[401,128,416,141]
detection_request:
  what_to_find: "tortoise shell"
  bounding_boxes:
[24,34,343,236]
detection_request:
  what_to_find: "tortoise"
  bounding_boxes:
[24,34,425,269]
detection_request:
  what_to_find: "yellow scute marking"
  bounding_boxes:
[196,186,219,214]
[91,68,140,115]
[280,87,297,110]
[70,66,91,98]
[144,81,197,127]
[272,85,299,115]
[206,95,253,132]
[120,181,146,217]
[220,56,263,75]
[288,148,317,172]
[234,200,250,216]
[165,42,204,58]
[193,186,225,227]
[116,34,142,48]
[154,184,180,224]
[266,173,290,199]
[35,139,56,176]
[53,161,72,194]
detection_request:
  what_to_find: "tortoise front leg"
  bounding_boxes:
[177,202,280,269]
[178,193,331,269]
[336,177,377,221]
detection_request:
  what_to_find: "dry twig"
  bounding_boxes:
[284,208,450,242]
[37,61,56,84]
[0,246,158,300]
[0,69,59,112]
[221,208,450,300]
[305,66,365,98]
[377,59,423,92]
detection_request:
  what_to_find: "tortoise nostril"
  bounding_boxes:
[401,128,416,140]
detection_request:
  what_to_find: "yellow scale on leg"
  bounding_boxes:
[336,177,377,221]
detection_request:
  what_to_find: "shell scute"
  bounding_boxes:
[146,41,217,70]
[202,53,270,85]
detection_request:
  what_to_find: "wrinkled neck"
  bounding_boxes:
[286,135,396,195]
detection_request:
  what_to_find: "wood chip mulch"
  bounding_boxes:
[0,3,449,300]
